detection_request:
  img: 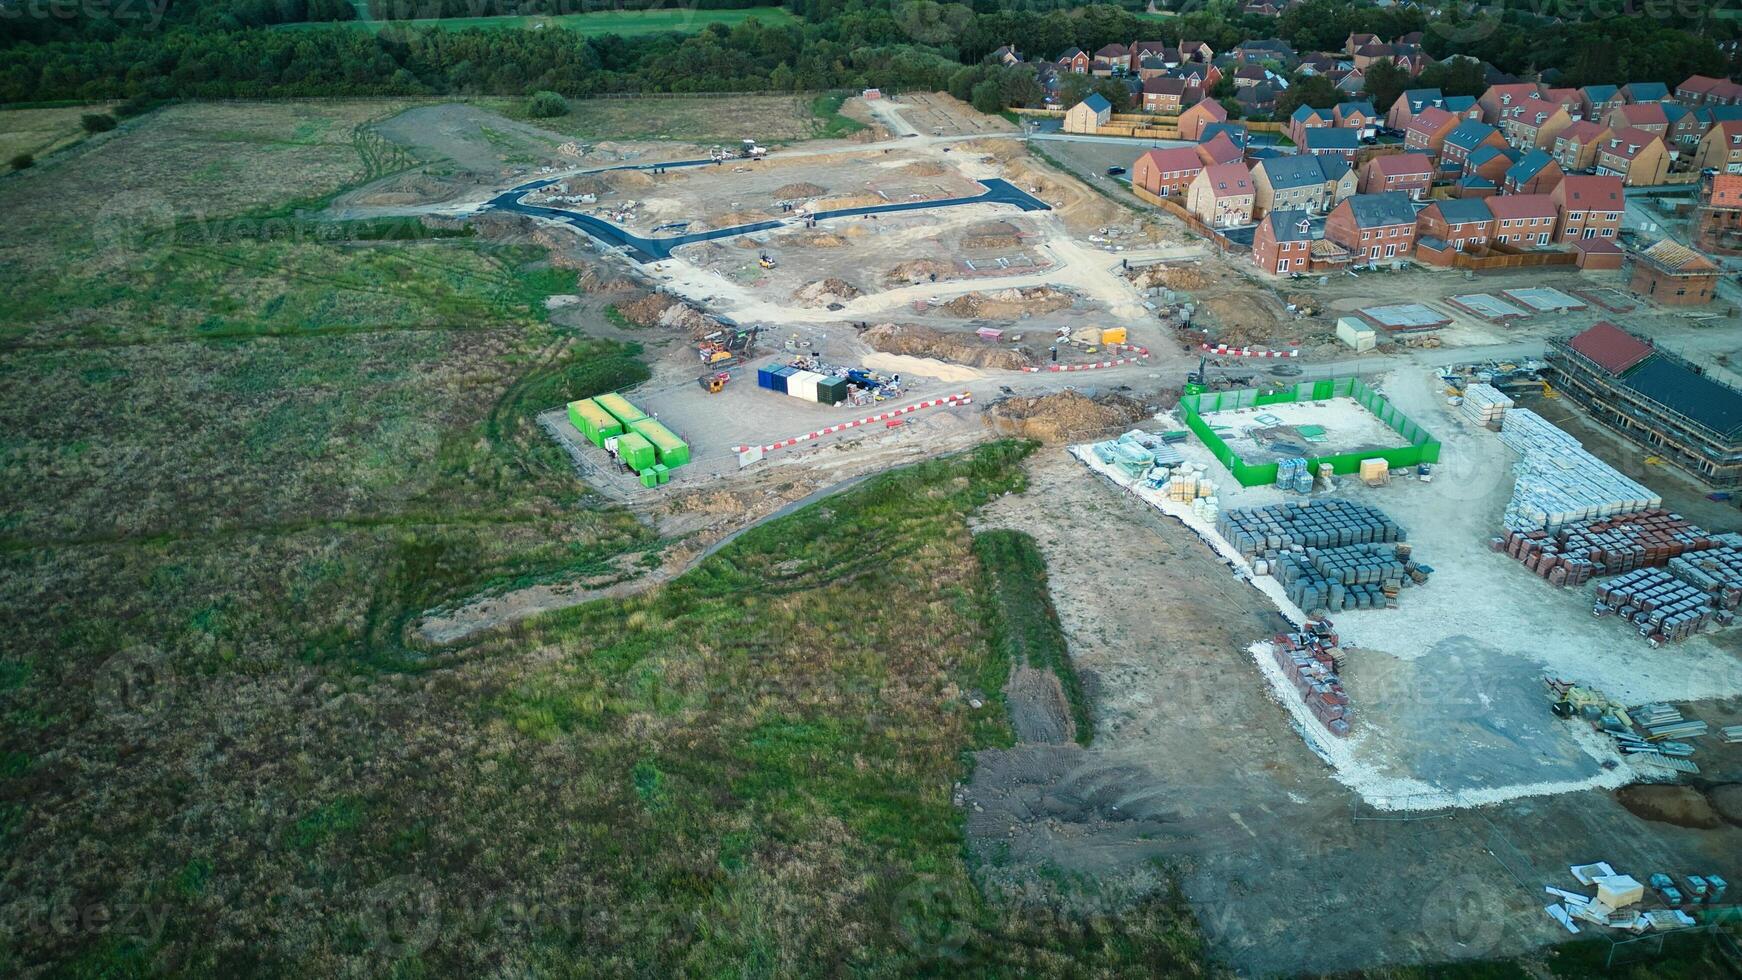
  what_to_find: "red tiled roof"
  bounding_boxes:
[1709,173,1742,208]
[1486,193,1556,219]
[1567,321,1653,375]
[1558,174,1623,206]
[1370,153,1432,176]
[1139,147,1203,173]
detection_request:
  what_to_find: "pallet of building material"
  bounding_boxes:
[1720,725,1742,744]
[1458,383,1513,425]
[1216,499,1405,559]
[1667,545,1742,610]
[1498,410,1661,532]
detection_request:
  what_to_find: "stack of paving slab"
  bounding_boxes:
[1269,624,1351,736]
[1493,510,1719,587]
[1216,499,1404,559]
[1457,383,1512,427]
[1593,568,1718,643]
[1498,409,1660,532]
[1667,539,1742,610]
[1216,500,1427,612]
[1271,544,1425,611]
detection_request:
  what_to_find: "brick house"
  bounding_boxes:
[1467,146,1521,185]
[1503,149,1564,195]
[1132,146,1204,197]
[1551,174,1624,243]
[1333,100,1377,134]
[1194,130,1246,166]
[1360,152,1434,198]
[1579,84,1622,123]
[1415,198,1494,250]
[1693,172,1742,253]
[1540,87,1584,118]
[1252,153,1355,216]
[1344,32,1379,56]
[1628,239,1720,305]
[1301,127,1361,162]
[1288,104,1332,145]
[1439,121,1507,175]
[1141,77,1186,114]
[1252,208,1317,273]
[1551,120,1612,171]
[1479,83,1542,125]
[1178,40,1214,63]
[1178,98,1227,140]
[1594,128,1671,186]
[1404,107,1459,156]
[1487,194,1559,246]
[1694,119,1742,173]
[1499,95,1572,150]
[1326,191,1419,262]
[1186,162,1256,227]
[1620,81,1673,104]
[1387,88,1443,131]
[1678,74,1742,107]
[1092,43,1128,75]
[1605,102,1670,136]
[1058,48,1091,74]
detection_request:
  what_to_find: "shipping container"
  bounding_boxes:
[640,470,659,488]
[567,398,621,446]
[630,418,691,467]
[594,392,648,427]
[653,463,671,485]
[614,431,658,472]
[786,370,824,402]
[756,367,778,390]
[815,376,849,405]
[1100,327,1127,345]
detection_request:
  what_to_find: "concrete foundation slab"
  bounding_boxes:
[1356,303,1453,332]
[1500,286,1587,313]
[1447,292,1529,321]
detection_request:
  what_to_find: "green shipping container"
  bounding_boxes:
[629,418,691,468]
[567,398,621,446]
[815,376,849,405]
[652,463,671,485]
[595,392,648,427]
[614,431,657,472]
[640,470,659,488]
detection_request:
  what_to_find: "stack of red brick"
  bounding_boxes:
[1271,623,1351,737]
[1489,510,1717,588]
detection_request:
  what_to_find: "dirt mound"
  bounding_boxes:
[615,291,717,336]
[1198,293,1289,344]
[774,181,827,200]
[792,278,862,307]
[575,264,637,294]
[937,286,1072,319]
[984,391,1152,444]
[733,236,761,249]
[1708,783,1742,827]
[883,259,954,285]
[710,210,768,228]
[863,322,1032,371]
[794,232,847,248]
[813,192,885,210]
[1616,785,1723,829]
[900,161,950,178]
[1131,264,1210,291]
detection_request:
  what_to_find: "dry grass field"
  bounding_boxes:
[495,93,861,144]
[0,104,115,161]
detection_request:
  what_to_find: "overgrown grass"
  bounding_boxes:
[810,93,867,140]
[972,530,1093,746]
[274,6,797,36]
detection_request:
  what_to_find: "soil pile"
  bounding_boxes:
[1130,264,1209,291]
[938,286,1071,318]
[566,169,655,197]
[984,391,1152,444]
[615,292,716,335]
[813,192,885,210]
[863,322,1033,371]
[792,278,862,307]
[883,259,955,285]
[961,220,1022,250]
[1615,785,1723,829]
[900,161,950,178]
[793,231,848,248]
[709,209,768,228]
[773,181,827,200]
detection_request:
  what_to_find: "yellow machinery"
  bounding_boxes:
[698,371,729,394]
[1542,380,1559,398]
[758,253,776,270]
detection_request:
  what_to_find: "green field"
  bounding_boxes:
[276,6,797,35]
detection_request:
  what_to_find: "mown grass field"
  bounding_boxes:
[0,104,115,162]
[490,92,862,144]
[275,6,796,35]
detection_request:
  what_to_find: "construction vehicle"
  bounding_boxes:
[740,139,766,160]
[695,326,759,367]
[1542,379,1559,398]
[758,253,777,270]
[697,371,730,394]
[1185,355,1254,394]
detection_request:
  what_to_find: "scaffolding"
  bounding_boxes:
[1544,332,1742,490]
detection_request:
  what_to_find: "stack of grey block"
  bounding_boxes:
[1271,543,1426,611]
[1216,499,1404,560]
[1217,500,1424,612]
[1458,383,1512,427]
[1498,409,1660,532]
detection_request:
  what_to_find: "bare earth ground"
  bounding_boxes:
[966,449,1742,975]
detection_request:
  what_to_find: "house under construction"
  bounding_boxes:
[1545,322,1742,489]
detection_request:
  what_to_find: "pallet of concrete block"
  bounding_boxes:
[1592,568,1715,643]
[1499,410,1661,532]
[1215,499,1404,560]
[1458,383,1512,426]
[1269,629,1352,736]
[1667,544,1742,610]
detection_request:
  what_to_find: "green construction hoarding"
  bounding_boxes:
[1179,377,1440,488]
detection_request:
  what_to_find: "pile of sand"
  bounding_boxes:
[709,210,768,228]
[813,192,886,210]
[733,236,761,249]
[791,278,862,307]
[937,286,1071,319]
[983,391,1153,444]
[863,322,1032,371]
[792,231,848,248]
[773,182,827,200]
[883,259,955,285]
[900,161,950,178]
[860,352,984,383]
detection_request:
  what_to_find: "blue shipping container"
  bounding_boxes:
[769,365,796,394]
[756,367,777,390]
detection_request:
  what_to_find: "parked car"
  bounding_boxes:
[1105,165,1127,176]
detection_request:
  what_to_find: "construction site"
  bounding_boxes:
[391,92,1742,973]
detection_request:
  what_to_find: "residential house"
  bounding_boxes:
[1252,209,1341,274]
[1620,81,1672,104]
[1694,119,1742,173]
[1404,107,1459,156]
[1478,83,1542,125]
[1297,53,1337,76]
[1236,84,1280,117]
[1178,40,1214,64]
[1129,40,1170,68]
[1233,38,1296,67]
[1135,56,1170,80]
[1169,63,1220,104]
[1580,84,1623,122]
[1468,146,1522,185]
[1351,42,1397,72]
[988,45,1023,67]
[1344,32,1380,56]
[1132,146,1204,197]
[1595,128,1671,186]
[1440,121,1507,174]
[1141,77,1187,114]
[1251,153,1355,216]
[1288,104,1333,145]
[1195,130,1247,166]
[1499,95,1572,149]
[1301,127,1361,162]
[1233,65,1272,89]
[1551,174,1625,243]
[1058,48,1091,74]
[1540,87,1584,118]
[1693,172,1742,253]
[1678,74,1742,107]
[1388,88,1444,131]
[1605,102,1671,137]
[1092,44,1128,75]
[1063,93,1113,134]
[1504,149,1564,194]
[1487,194,1559,246]
[1326,191,1419,262]
[1178,98,1228,140]
[1628,239,1720,305]
[1186,162,1256,227]
[1333,68,1365,95]
[1416,198,1494,250]
[1664,103,1706,150]
[1444,96,1483,121]
[1454,174,1499,198]
[1360,152,1434,198]
[1551,120,1612,172]
[1334,100,1377,135]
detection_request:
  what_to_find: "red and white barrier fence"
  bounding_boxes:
[1199,343,1299,358]
[735,392,973,464]
[1025,344,1151,373]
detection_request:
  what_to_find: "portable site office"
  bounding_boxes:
[629,417,691,468]
[610,431,657,472]
[567,398,622,447]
